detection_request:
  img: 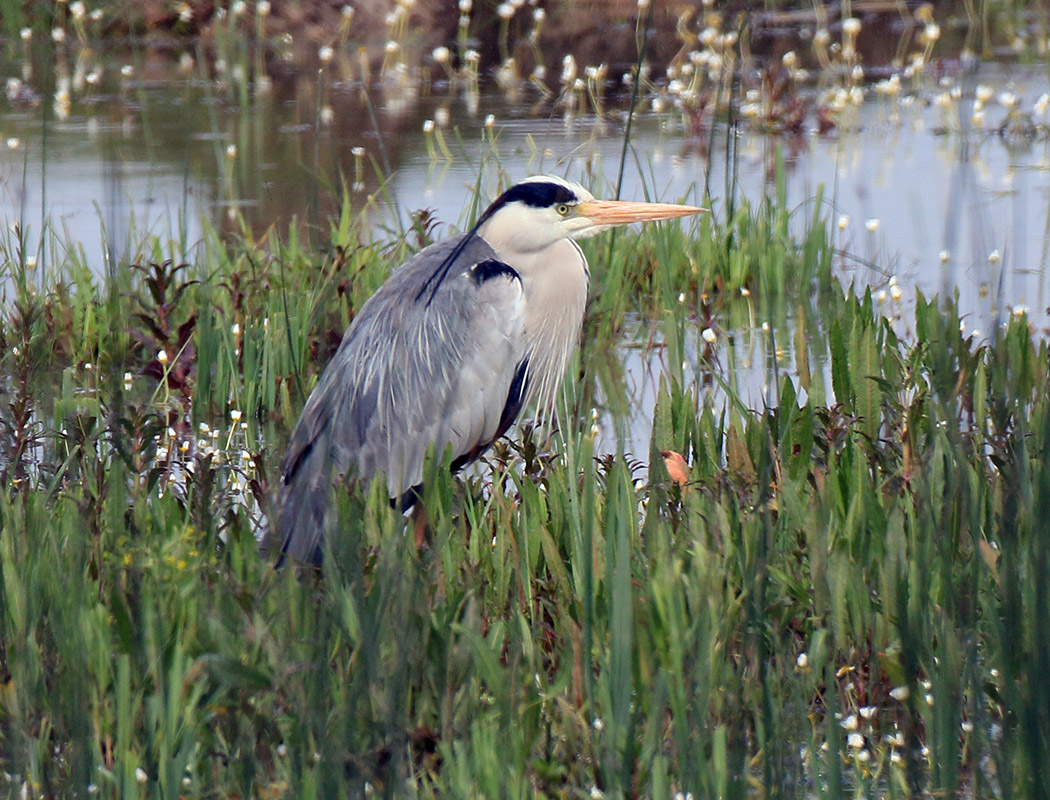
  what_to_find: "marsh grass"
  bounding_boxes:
[1,169,1049,799]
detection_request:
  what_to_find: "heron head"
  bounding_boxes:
[477,175,704,254]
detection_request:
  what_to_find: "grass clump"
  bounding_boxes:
[0,185,1048,799]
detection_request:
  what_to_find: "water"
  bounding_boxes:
[3,43,1050,454]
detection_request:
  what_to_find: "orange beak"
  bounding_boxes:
[576,198,705,225]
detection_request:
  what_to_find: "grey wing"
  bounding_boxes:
[263,237,528,564]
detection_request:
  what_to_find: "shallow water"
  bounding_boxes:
[3,43,1050,455]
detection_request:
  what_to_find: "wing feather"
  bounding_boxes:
[264,236,527,564]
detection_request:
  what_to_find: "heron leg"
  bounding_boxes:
[412,503,429,551]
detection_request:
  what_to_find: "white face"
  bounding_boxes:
[479,176,599,254]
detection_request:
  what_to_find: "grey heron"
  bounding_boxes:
[264,175,703,564]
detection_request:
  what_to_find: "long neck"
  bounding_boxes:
[506,239,590,413]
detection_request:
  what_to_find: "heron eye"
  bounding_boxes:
[556,203,571,216]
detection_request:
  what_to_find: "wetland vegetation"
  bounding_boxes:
[3,1,1050,797]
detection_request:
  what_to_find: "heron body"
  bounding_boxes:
[265,176,702,564]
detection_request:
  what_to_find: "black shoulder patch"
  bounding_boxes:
[490,180,578,212]
[470,259,520,286]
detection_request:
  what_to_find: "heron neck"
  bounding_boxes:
[502,239,590,412]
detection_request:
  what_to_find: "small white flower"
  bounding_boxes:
[6,138,21,150]
[865,218,880,232]
[135,767,147,784]
[230,409,243,422]
[857,748,871,762]
[589,786,603,800]
[796,652,808,669]
[988,249,1001,263]
[121,64,134,77]
[701,327,717,344]
[924,23,941,42]
[890,285,902,301]
[432,46,450,63]
[257,0,271,15]
[961,720,974,733]
[838,214,850,230]
[841,714,858,731]
[999,91,1019,109]
[847,732,864,749]
[52,27,66,43]
[226,144,237,158]
[859,705,877,719]
[20,27,32,41]
[889,685,909,701]
[592,717,605,732]
[497,3,514,19]
[939,249,951,263]
[975,85,994,103]
[842,17,861,36]
[157,349,169,364]
[1012,303,1029,317]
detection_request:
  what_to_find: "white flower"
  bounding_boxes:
[865,218,880,232]
[842,17,861,36]
[432,46,450,63]
[975,85,993,103]
[230,409,243,422]
[988,249,1001,263]
[889,685,909,701]
[924,23,941,42]
[838,214,850,230]
[135,767,148,784]
[20,27,32,41]
[841,714,858,731]
[859,705,876,719]
[157,349,169,364]
[497,3,514,19]
[52,27,66,43]
[257,1,271,16]
[847,732,864,749]
[701,327,717,344]
[890,285,902,301]
[796,652,808,669]
[318,45,334,63]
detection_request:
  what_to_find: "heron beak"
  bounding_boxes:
[576,199,705,226]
